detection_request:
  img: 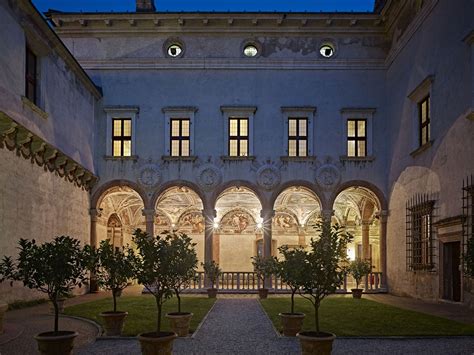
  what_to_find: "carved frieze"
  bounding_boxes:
[0,111,98,190]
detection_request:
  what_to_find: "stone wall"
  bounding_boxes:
[0,148,91,303]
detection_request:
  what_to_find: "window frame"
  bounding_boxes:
[112,118,133,157]
[104,106,139,158]
[163,107,197,157]
[170,118,191,157]
[25,46,38,105]
[340,108,375,160]
[288,117,308,157]
[347,118,367,158]
[281,107,316,158]
[221,106,257,157]
[418,95,430,147]
[228,117,249,157]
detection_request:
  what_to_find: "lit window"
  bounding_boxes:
[167,44,182,57]
[319,44,335,58]
[170,118,190,157]
[244,45,258,57]
[112,118,132,157]
[25,46,37,104]
[288,118,308,157]
[419,96,430,147]
[228,118,249,156]
[347,119,367,157]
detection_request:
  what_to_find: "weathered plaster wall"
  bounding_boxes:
[0,148,91,303]
[385,0,474,300]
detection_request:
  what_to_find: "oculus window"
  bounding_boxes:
[288,118,308,157]
[319,44,335,58]
[167,44,182,57]
[112,118,132,157]
[244,45,258,57]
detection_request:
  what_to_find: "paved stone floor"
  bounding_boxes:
[1,293,474,354]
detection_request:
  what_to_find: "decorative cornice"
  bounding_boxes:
[104,105,140,113]
[407,75,434,101]
[0,111,98,191]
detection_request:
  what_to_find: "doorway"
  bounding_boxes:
[442,241,461,302]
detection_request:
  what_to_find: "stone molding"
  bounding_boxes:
[0,111,98,190]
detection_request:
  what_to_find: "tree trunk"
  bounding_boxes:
[176,290,181,313]
[156,296,162,334]
[53,297,59,334]
[314,301,320,334]
[291,289,296,314]
[113,289,117,312]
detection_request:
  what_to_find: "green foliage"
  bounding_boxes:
[0,236,89,333]
[348,258,373,289]
[202,260,222,289]
[251,255,277,285]
[465,236,474,278]
[300,221,352,334]
[133,229,197,333]
[275,246,307,313]
[85,239,139,312]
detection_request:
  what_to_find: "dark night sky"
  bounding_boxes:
[32,0,375,13]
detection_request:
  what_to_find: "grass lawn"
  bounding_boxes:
[260,296,474,336]
[65,295,215,336]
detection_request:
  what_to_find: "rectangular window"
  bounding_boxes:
[347,119,367,157]
[228,117,248,156]
[170,118,190,157]
[25,46,37,104]
[112,118,132,157]
[288,118,308,157]
[406,196,435,271]
[419,96,430,147]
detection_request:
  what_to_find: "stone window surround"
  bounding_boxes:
[220,106,257,157]
[162,106,197,157]
[408,75,434,156]
[281,106,316,157]
[340,108,376,160]
[104,106,139,158]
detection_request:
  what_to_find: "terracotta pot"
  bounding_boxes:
[34,330,78,355]
[137,331,177,355]
[207,288,218,298]
[165,312,193,337]
[297,331,336,355]
[279,312,305,336]
[100,311,128,336]
[258,288,269,299]
[49,299,66,314]
[0,303,8,334]
[351,288,363,299]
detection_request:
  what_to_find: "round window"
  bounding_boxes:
[243,44,258,57]
[167,44,183,57]
[319,44,335,58]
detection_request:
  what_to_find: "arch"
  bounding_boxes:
[92,179,148,210]
[211,180,267,211]
[151,180,206,211]
[329,180,387,211]
[270,180,327,211]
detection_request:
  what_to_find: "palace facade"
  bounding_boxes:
[0,0,473,306]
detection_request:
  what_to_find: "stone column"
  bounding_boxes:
[142,208,155,237]
[362,221,371,261]
[379,211,388,289]
[202,208,216,288]
[261,208,275,288]
[89,208,100,293]
[321,209,334,223]
[298,228,306,246]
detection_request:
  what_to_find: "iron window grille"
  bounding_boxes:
[406,194,436,271]
[228,117,249,157]
[170,118,190,157]
[347,119,367,157]
[288,118,308,157]
[112,118,132,157]
[25,46,37,104]
[463,175,474,276]
[419,96,430,147]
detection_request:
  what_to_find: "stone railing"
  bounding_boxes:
[183,271,385,293]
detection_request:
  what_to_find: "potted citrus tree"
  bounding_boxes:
[251,255,276,299]
[133,229,181,354]
[348,258,372,299]
[165,232,198,337]
[202,260,221,298]
[86,239,138,336]
[297,222,352,355]
[0,236,89,355]
[0,258,13,334]
[275,245,307,336]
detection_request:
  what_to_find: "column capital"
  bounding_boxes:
[379,210,389,223]
[142,208,155,219]
[89,208,101,221]
[260,209,275,220]
[361,220,372,227]
[202,208,217,219]
[321,209,334,221]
